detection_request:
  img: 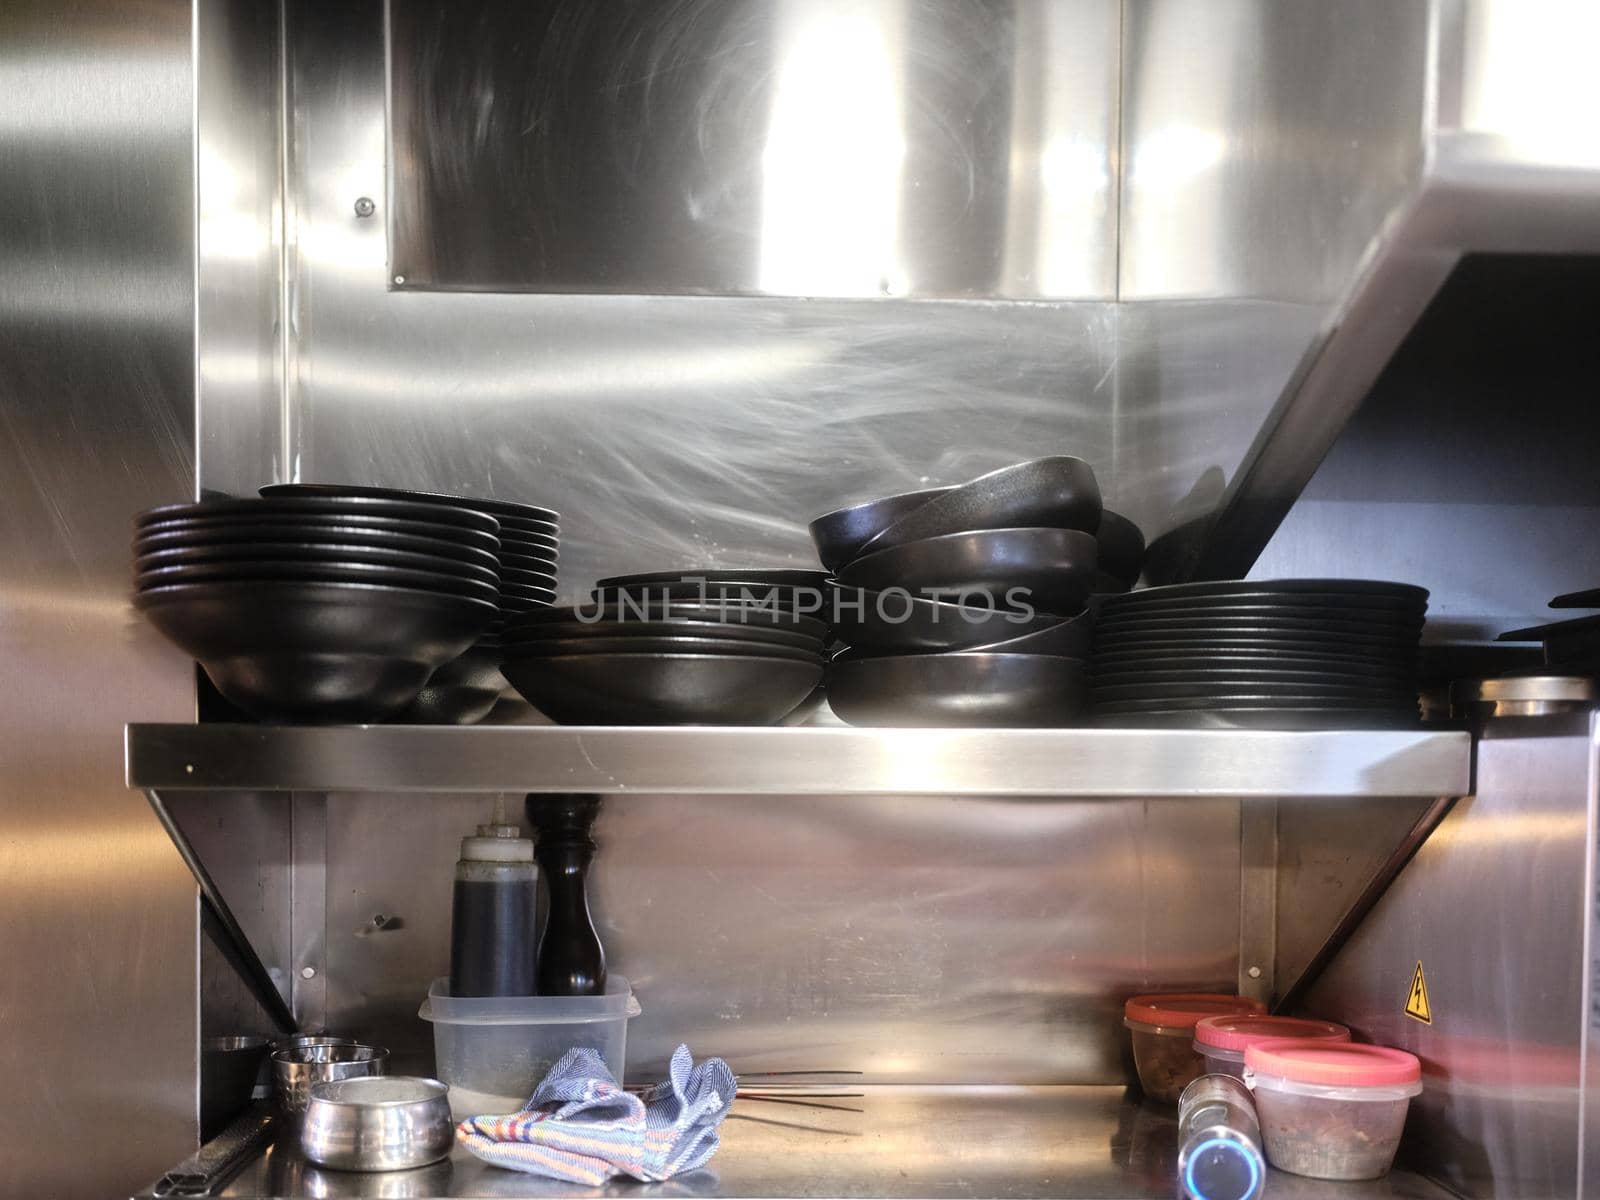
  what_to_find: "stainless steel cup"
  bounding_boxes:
[271,1043,390,1114]
[301,1076,454,1172]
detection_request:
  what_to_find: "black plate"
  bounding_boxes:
[136,541,500,584]
[1098,579,1428,605]
[260,482,557,523]
[1092,644,1416,668]
[1096,635,1421,661]
[139,496,498,535]
[500,551,559,573]
[808,487,955,572]
[1498,613,1600,642]
[1091,708,1421,730]
[502,653,822,725]
[135,580,496,722]
[596,569,831,589]
[511,602,831,641]
[854,457,1102,558]
[501,567,559,590]
[1550,587,1600,609]
[500,531,560,552]
[1094,693,1415,712]
[135,518,501,562]
[498,583,559,604]
[1092,680,1416,703]
[490,514,560,537]
[829,582,1062,652]
[138,559,499,601]
[940,609,1094,658]
[502,635,822,664]
[827,653,1089,728]
[1096,609,1424,634]
[1097,592,1425,618]
[502,618,823,652]
[839,527,1097,617]
[1093,665,1416,688]
[1094,510,1145,584]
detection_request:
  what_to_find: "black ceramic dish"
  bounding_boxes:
[260,482,558,525]
[500,551,559,573]
[393,644,508,725]
[1097,590,1425,617]
[501,618,823,652]
[1498,613,1600,642]
[1095,612,1424,636]
[1092,680,1416,703]
[135,580,496,722]
[827,652,1090,727]
[502,653,823,725]
[135,541,501,584]
[1099,578,1428,606]
[854,457,1102,559]
[501,567,559,590]
[490,514,560,538]
[808,487,956,572]
[1094,636,1422,661]
[839,528,1097,616]
[954,608,1094,658]
[1094,665,1416,687]
[139,495,499,536]
[137,559,500,602]
[502,635,822,664]
[829,581,1061,653]
[1094,510,1145,584]
[500,533,560,554]
[1094,691,1414,712]
[1092,708,1421,730]
[135,519,501,563]
[597,569,831,590]
[1092,644,1414,668]
[513,602,831,640]
[1550,588,1600,609]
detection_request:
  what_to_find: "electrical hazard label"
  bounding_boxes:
[1405,961,1432,1024]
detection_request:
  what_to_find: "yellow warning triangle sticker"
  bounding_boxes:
[1405,961,1432,1024]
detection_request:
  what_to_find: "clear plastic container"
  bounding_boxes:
[418,976,640,1118]
[1244,1039,1423,1181]
[1123,994,1267,1104]
[1193,1013,1349,1079]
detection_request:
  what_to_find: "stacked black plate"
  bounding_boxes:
[261,484,559,722]
[1090,579,1428,729]
[134,496,501,722]
[810,457,1107,726]
[500,599,826,725]
[1497,588,1600,674]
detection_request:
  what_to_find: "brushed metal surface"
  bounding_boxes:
[143,1086,1457,1199]
[387,0,1119,300]
[0,1,200,1193]
[1304,716,1596,1198]
[127,724,1473,797]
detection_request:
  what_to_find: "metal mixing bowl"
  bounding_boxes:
[272,1042,389,1114]
[301,1076,454,1172]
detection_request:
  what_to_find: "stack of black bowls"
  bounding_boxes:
[499,593,827,725]
[811,457,1108,726]
[261,484,560,722]
[1090,580,1428,728]
[134,496,502,722]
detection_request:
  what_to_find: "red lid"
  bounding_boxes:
[1245,1039,1422,1087]
[1124,993,1267,1030]
[1194,1014,1350,1052]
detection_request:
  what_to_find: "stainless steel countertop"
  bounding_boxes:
[126,724,1471,798]
[139,1086,1452,1199]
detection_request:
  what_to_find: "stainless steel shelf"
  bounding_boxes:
[126,723,1470,798]
[136,1086,1452,1200]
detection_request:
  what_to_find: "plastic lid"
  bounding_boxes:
[1194,1014,1349,1052]
[1244,1039,1422,1087]
[460,822,533,863]
[1125,993,1266,1030]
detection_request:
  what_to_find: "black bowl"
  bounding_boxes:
[1094,510,1145,584]
[839,527,1097,616]
[139,495,498,536]
[596,569,831,590]
[1091,708,1421,730]
[501,551,559,573]
[827,653,1089,727]
[502,653,823,725]
[501,618,824,653]
[854,457,1101,559]
[260,482,558,524]
[492,514,560,538]
[498,582,559,607]
[809,487,955,572]
[829,581,1062,652]
[135,541,500,585]
[514,602,831,641]
[135,518,501,564]
[392,644,508,725]
[137,559,499,603]
[502,635,823,663]
[502,567,559,590]
[135,581,497,722]
[947,608,1094,658]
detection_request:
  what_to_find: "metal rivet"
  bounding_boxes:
[392,274,406,286]
[1247,966,1263,979]
[371,914,388,928]
[184,764,194,774]
[353,196,376,218]
[301,966,317,979]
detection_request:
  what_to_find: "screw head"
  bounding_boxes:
[300,966,317,980]
[1247,966,1263,979]
[353,196,376,218]
[392,274,406,286]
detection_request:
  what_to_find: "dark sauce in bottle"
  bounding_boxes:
[447,819,537,997]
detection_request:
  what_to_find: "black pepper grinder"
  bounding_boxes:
[526,794,606,996]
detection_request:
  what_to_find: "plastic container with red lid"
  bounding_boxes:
[1193,1014,1349,1080]
[1244,1039,1423,1181]
[1123,993,1267,1104]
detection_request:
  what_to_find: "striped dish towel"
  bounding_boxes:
[456,1045,736,1184]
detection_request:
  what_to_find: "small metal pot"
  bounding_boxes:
[301,1076,454,1172]
[272,1043,389,1114]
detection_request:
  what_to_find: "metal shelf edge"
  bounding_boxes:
[126,723,1471,798]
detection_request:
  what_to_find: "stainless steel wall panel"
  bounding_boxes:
[386,0,1120,300]
[320,792,1241,1084]
[0,2,199,1193]
[1304,718,1595,1198]
[1119,0,1430,302]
